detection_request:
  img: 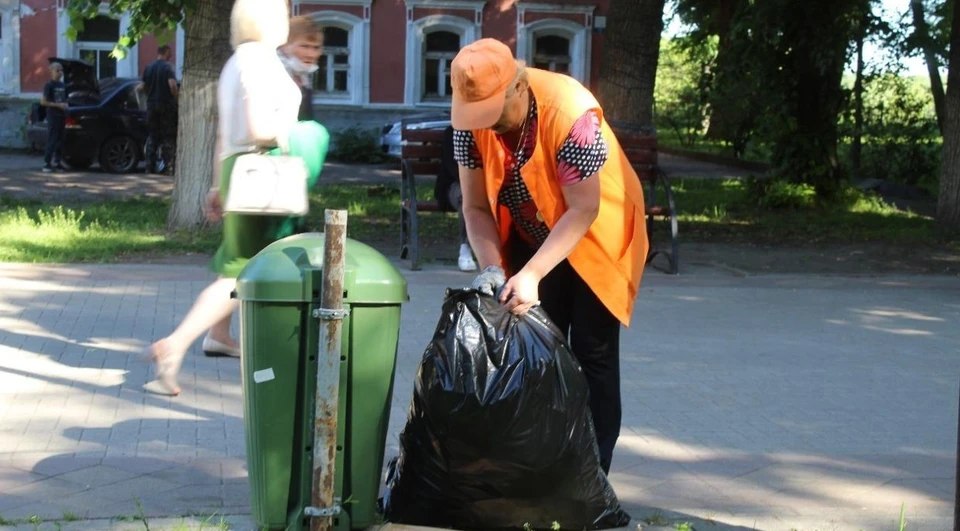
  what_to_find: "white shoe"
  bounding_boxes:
[202,334,240,358]
[458,254,478,272]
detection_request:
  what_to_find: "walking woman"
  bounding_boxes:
[144,0,329,396]
[452,39,648,473]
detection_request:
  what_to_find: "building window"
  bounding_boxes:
[314,26,350,95]
[518,18,591,85]
[0,5,15,94]
[405,14,478,105]
[422,30,459,101]
[76,15,119,79]
[533,34,571,75]
[308,10,369,105]
[57,6,137,79]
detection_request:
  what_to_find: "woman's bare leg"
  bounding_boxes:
[143,277,238,396]
[207,313,238,348]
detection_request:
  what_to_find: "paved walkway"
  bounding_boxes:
[0,151,751,201]
[0,259,956,530]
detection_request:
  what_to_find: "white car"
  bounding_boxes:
[380,112,451,158]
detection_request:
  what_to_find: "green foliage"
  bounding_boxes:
[897,0,954,68]
[330,127,391,164]
[747,179,819,210]
[840,73,941,187]
[654,37,717,147]
[669,0,876,198]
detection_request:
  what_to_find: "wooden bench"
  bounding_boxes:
[399,127,453,271]
[612,123,679,274]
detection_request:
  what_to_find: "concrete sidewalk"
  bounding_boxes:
[0,260,957,530]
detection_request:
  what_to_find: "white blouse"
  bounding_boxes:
[217,41,302,160]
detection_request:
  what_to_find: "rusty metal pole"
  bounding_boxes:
[307,209,348,531]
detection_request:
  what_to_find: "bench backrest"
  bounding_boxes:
[612,125,659,182]
[401,128,446,176]
[401,124,660,182]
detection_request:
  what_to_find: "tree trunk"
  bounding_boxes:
[704,0,741,142]
[167,0,233,230]
[596,0,667,127]
[851,16,866,180]
[937,0,960,228]
[911,0,947,135]
[767,0,869,199]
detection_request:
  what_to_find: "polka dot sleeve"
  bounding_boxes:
[452,129,484,169]
[556,111,608,186]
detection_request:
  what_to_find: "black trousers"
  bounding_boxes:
[145,103,178,172]
[447,183,468,246]
[507,236,622,474]
[44,117,65,165]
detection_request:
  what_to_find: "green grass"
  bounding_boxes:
[669,178,953,247]
[0,180,954,264]
[0,197,218,263]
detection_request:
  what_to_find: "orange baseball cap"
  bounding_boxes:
[450,38,518,130]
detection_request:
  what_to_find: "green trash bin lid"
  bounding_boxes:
[235,232,409,304]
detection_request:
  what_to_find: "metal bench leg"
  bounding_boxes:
[399,169,411,260]
[661,169,679,275]
[400,206,410,260]
[409,200,421,270]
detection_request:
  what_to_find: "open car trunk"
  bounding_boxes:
[49,57,100,106]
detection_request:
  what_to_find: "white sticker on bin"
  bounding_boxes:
[253,368,276,383]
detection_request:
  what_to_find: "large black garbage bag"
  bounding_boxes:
[382,289,630,530]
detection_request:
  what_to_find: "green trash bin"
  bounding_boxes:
[234,232,408,531]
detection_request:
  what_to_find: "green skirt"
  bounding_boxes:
[210,121,330,278]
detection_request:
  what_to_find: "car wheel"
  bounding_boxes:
[63,157,93,170]
[99,136,140,173]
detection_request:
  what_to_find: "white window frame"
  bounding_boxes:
[404,14,478,106]
[531,33,572,74]
[175,24,184,79]
[308,10,369,105]
[0,4,17,94]
[56,3,138,79]
[76,42,118,79]
[421,29,460,101]
[316,26,351,98]
[516,4,594,86]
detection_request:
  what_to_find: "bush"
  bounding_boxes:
[746,178,817,210]
[839,74,941,188]
[330,127,391,164]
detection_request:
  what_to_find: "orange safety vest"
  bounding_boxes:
[472,68,648,327]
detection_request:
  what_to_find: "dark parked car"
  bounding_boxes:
[27,57,152,173]
[380,111,451,158]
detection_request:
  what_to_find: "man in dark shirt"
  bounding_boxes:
[40,62,68,173]
[140,45,179,174]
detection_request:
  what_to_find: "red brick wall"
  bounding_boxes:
[138,36,157,76]
[135,31,178,77]
[20,0,57,92]
[413,7,474,20]
[299,4,364,19]
[369,0,405,103]
[483,0,517,50]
